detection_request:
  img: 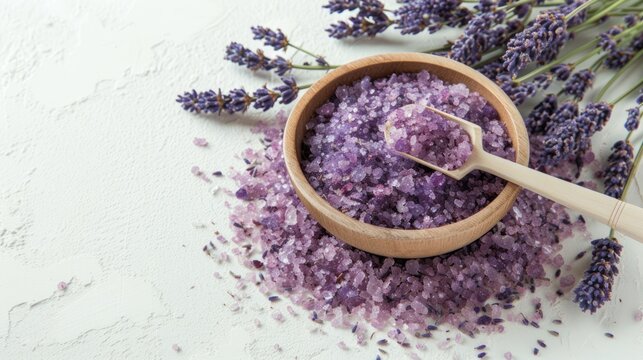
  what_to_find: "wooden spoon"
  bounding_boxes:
[385,104,643,243]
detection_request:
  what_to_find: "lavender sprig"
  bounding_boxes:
[573,237,623,314]
[502,11,568,76]
[602,140,634,199]
[326,0,392,38]
[177,77,303,114]
[562,69,594,100]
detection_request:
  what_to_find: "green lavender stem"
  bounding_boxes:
[292,64,339,70]
[610,78,643,105]
[597,50,643,102]
[289,43,324,60]
[565,0,600,21]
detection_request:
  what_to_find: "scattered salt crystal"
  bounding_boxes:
[634,309,643,322]
[337,341,349,350]
[504,351,512,360]
[171,344,181,352]
[57,281,68,291]
[272,311,285,322]
[193,137,208,147]
[254,319,262,327]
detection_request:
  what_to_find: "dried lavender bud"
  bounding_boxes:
[176,89,227,114]
[559,0,588,26]
[562,69,594,100]
[526,94,557,135]
[625,107,640,131]
[602,141,634,199]
[394,0,470,35]
[225,88,253,113]
[503,11,568,75]
[605,332,614,338]
[326,1,391,38]
[548,330,559,337]
[478,352,487,359]
[323,0,359,13]
[225,42,273,72]
[497,75,549,106]
[449,12,505,65]
[274,77,299,105]
[598,26,622,52]
[551,64,573,81]
[574,238,623,313]
[475,345,486,350]
[604,49,634,70]
[252,87,277,111]
[252,26,288,50]
[625,15,639,28]
[552,319,562,325]
[537,339,546,348]
[541,101,579,166]
[269,56,293,76]
[533,347,539,355]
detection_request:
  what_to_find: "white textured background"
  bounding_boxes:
[1,0,642,359]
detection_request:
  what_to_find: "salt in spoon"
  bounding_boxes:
[384,104,643,243]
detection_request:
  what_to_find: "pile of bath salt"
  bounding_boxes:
[386,104,473,170]
[229,112,579,338]
[302,71,512,229]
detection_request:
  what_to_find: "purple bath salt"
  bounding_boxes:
[302,71,512,229]
[228,111,580,336]
[386,104,473,170]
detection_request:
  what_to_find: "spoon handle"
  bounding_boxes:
[476,152,643,243]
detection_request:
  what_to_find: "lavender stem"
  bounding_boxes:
[610,78,643,105]
[565,0,600,21]
[600,52,643,102]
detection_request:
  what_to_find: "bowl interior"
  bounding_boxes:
[283,53,529,258]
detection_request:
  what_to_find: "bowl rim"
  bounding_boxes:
[283,52,529,257]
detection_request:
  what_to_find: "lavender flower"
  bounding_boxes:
[541,101,579,165]
[551,64,573,81]
[497,74,552,105]
[274,77,299,104]
[598,26,622,52]
[560,0,589,27]
[327,14,390,38]
[449,12,505,65]
[624,14,639,28]
[479,60,504,81]
[253,77,300,111]
[225,42,273,71]
[625,107,640,131]
[225,88,253,113]
[394,0,470,35]
[176,89,227,114]
[269,57,293,76]
[503,11,568,75]
[603,141,634,198]
[604,49,634,70]
[574,238,623,314]
[576,102,612,153]
[326,0,391,38]
[253,86,279,111]
[323,0,360,13]
[251,26,288,50]
[526,94,557,134]
[562,69,594,100]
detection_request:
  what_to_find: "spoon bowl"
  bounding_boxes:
[283,53,530,258]
[389,104,643,244]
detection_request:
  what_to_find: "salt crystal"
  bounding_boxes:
[193,137,208,147]
[57,281,68,291]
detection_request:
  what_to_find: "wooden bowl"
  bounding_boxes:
[283,53,529,258]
